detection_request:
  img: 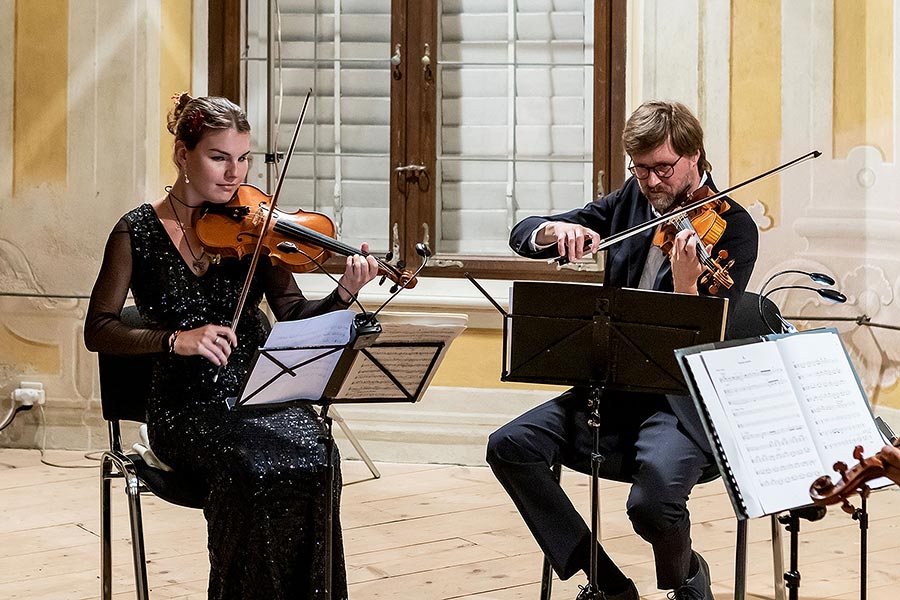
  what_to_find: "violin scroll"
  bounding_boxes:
[699,251,734,295]
[809,445,900,514]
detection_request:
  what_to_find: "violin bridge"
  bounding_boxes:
[251,207,265,228]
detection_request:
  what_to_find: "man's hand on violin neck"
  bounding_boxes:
[539,222,601,260]
[670,229,705,295]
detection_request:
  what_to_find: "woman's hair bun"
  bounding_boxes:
[166,92,194,135]
[165,93,250,151]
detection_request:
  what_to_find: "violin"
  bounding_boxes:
[651,185,734,294]
[195,184,417,290]
[809,444,900,514]
[552,151,821,278]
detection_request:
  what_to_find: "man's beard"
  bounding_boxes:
[645,179,693,214]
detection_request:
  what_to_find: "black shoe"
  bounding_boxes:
[575,584,601,600]
[576,579,638,600]
[666,552,714,600]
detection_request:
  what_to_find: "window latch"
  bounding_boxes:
[394,164,430,191]
[391,44,402,80]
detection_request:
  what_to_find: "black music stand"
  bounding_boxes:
[502,281,727,599]
[229,318,459,600]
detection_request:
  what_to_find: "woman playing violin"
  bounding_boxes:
[84,93,378,600]
[488,101,759,600]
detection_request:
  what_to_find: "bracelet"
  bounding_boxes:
[169,330,182,354]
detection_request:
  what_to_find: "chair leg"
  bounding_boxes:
[124,472,151,600]
[100,458,113,600]
[540,554,554,600]
[539,464,564,600]
[734,518,748,600]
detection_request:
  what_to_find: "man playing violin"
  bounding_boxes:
[487,101,759,600]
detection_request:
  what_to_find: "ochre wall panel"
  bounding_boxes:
[729,0,781,221]
[160,0,194,190]
[432,329,560,391]
[833,0,893,161]
[13,0,68,192]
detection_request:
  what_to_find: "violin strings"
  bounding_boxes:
[673,215,713,262]
[273,218,395,273]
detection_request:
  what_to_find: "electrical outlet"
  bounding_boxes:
[11,381,44,406]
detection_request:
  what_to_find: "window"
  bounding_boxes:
[209,0,625,281]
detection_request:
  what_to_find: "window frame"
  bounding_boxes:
[208,0,626,282]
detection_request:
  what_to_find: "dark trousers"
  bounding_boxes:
[486,389,712,590]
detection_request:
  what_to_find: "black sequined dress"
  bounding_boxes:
[85,204,349,600]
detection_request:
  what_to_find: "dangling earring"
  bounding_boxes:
[184,171,190,184]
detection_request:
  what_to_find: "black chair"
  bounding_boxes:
[99,306,208,600]
[538,292,798,600]
[725,290,784,340]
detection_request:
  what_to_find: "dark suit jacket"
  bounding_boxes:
[509,175,759,452]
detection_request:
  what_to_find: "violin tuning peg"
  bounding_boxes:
[384,251,394,261]
[834,461,849,479]
[397,260,406,270]
[390,284,399,294]
[378,275,387,286]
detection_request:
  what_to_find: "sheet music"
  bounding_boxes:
[776,331,888,486]
[266,309,356,347]
[685,353,761,516]
[336,312,467,400]
[695,343,824,517]
[238,310,355,406]
[684,329,891,517]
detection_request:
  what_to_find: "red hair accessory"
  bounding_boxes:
[188,110,205,134]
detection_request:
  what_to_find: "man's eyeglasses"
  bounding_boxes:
[627,155,683,180]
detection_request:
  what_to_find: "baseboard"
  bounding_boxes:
[0,386,555,467]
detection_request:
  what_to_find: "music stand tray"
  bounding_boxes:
[503,281,727,393]
[230,310,466,408]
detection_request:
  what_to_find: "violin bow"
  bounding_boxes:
[560,150,822,261]
[213,89,312,382]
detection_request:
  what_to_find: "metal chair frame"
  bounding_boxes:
[537,466,792,600]
[98,306,206,599]
[100,422,175,600]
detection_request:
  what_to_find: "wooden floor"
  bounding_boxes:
[1,449,899,600]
